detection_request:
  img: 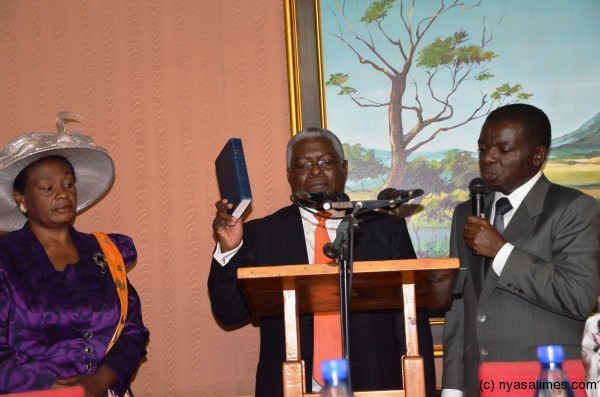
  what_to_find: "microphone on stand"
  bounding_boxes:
[320,188,424,258]
[290,191,349,209]
[290,191,346,203]
[377,188,425,201]
[291,189,423,212]
[376,188,424,210]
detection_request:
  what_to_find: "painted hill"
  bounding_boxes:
[552,112,600,149]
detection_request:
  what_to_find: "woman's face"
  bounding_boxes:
[14,157,77,229]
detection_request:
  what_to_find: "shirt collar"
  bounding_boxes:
[299,206,345,224]
[494,171,543,210]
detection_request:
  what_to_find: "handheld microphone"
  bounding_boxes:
[451,177,488,296]
[468,177,487,256]
[468,178,487,219]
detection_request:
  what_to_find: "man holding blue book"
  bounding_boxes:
[208,127,436,396]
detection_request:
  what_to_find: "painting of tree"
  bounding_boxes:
[309,0,600,258]
[343,142,390,191]
[325,0,531,189]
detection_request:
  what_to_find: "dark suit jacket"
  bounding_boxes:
[442,175,600,396]
[208,205,436,396]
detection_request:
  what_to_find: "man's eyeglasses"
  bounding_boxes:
[289,159,342,175]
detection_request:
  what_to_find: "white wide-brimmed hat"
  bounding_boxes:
[0,112,115,232]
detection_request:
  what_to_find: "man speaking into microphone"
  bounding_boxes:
[442,104,600,397]
[208,127,436,396]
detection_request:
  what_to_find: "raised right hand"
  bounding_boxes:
[212,199,243,253]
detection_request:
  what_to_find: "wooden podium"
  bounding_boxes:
[237,257,459,397]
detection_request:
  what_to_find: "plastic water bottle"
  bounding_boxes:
[320,358,353,396]
[534,345,575,397]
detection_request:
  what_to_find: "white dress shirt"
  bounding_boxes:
[489,171,542,276]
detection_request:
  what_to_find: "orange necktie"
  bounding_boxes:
[312,211,342,386]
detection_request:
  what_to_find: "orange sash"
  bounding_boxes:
[92,232,128,353]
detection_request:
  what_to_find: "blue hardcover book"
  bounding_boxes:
[215,138,252,219]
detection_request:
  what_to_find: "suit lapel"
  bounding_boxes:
[502,176,549,244]
[478,176,550,305]
[285,205,310,265]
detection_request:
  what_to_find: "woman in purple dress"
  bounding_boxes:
[0,113,149,397]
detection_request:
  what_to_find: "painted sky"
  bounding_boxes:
[320,0,600,151]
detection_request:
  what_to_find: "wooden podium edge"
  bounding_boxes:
[238,258,458,279]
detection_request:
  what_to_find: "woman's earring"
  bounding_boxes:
[19,203,27,214]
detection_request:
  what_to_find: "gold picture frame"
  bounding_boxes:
[283,0,445,358]
[284,0,326,135]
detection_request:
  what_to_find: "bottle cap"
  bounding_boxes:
[537,345,564,365]
[321,358,349,383]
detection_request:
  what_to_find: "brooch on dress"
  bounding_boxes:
[93,252,108,274]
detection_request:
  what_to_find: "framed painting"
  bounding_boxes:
[285,0,600,360]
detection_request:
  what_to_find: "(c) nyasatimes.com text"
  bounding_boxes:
[479,379,597,393]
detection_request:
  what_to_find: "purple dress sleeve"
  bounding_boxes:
[0,226,149,396]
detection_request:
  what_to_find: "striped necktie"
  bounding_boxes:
[484,197,513,278]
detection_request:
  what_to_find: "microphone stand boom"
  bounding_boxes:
[320,195,417,389]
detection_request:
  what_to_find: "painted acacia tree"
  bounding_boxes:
[326,0,532,188]
[343,142,391,190]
